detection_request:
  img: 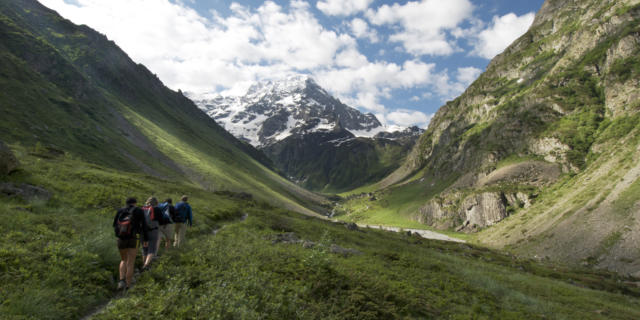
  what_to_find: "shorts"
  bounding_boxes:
[117,238,138,250]
[143,229,159,255]
[158,224,174,240]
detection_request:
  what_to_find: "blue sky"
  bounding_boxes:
[40,0,544,128]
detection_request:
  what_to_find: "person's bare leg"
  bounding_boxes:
[118,249,127,282]
[143,253,154,268]
[125,248,137,287]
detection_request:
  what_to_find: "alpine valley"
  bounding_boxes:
[189,76,423,193]
[2,0,640,319]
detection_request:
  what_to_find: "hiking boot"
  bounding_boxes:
[117,280,126,290]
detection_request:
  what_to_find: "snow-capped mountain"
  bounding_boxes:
[188,75,424,192]
[189,75,400,148]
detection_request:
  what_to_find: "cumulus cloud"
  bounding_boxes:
[317,0,373,16]
[456,66,482,86]
[471,12,535,59]
[38,0,490,128]
[349,18,379,43]
[39,0,356,93]
[367,0,474,56]
[315,60,437,112]
[386,109,433,128]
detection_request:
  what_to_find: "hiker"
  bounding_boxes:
[113,197,148,290]
[173,195,193,247]
[156,198,175,253]
[141,197,161,270]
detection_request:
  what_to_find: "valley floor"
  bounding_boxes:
[2,148,640,319]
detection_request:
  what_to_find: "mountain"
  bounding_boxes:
[0,0,324,215]
[191,75,384,148]
[190,75,422,192]
[339,0,640,275]
[3,1,640,319]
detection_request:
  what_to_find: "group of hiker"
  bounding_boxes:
[113,195,193,290]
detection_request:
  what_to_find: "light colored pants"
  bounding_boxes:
[157,224,174,248]
[173,223,187,247]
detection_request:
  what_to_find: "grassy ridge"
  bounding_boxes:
[0,0,325,214]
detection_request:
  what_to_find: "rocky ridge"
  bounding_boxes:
[190,75,424,192]
[373,0,640,273]
[189,75,408,148]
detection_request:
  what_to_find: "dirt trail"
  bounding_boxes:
[356,223,466,243]
[81,213,249,320]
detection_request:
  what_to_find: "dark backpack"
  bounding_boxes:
[159,202,173,224]
[174,203,187,223]
[143,205,159,230]
[115,208,135,239]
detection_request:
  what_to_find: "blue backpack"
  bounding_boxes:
[174,203,188,223]
[158,202,173,224]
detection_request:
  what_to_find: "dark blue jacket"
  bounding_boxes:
[174,201,193,226]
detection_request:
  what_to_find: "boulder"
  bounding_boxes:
[345,222,359,231]
[0,141,18,175]
[329,244,362,257]
[270,232,300,244]
[0,183,51,202]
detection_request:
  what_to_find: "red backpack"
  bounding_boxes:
[142,205,159,230]
[115,208,135,238]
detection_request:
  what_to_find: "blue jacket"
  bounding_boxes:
[174,201,193,226]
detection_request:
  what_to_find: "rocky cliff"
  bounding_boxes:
[372,0,640,274]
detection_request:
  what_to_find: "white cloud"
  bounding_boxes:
[471,12,535,59]
[317,0,373,16]
[349,18,379,43]
[410,96,420,102]
[315,60,437,112]
[367,0,474,56]
[386,109,433,128]
[39,0,356,93]
[456,66,482,86]
[37,0,490,129]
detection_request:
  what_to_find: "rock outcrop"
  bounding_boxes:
[415,191,534,232]
[0,183,51,202]
[0,141,18,176]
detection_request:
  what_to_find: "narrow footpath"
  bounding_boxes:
[81,213,249,320]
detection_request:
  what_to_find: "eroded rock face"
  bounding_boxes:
[415,191,534,232]
[0,141,19,176]
[462,193,509,229]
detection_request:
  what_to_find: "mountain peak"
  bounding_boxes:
[190,74,392,147]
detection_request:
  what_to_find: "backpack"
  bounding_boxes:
[174,203,187,223]
[115,207,135,239]
[159,202,173,224]
[142,205,159,230]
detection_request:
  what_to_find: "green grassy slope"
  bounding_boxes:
[336,0,640,271]
[3,150,640,319]
[0,0,325,215]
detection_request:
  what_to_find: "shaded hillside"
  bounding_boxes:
[264,129,417,193]
[191,76,421,193]
[0,0,325,214]
[340,0,640,274]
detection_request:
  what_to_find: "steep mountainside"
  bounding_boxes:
[191,76,422,192]
[340,0,640,274]
[0,0,325,214]
[3,1,640,319]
